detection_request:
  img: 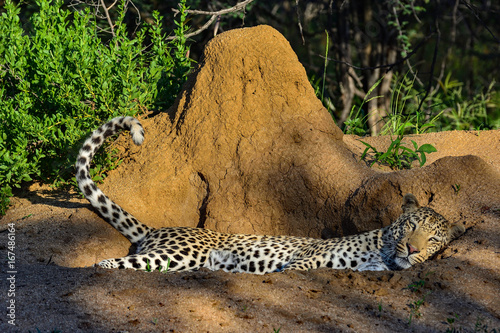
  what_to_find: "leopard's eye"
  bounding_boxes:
[428,236,441,242]
[409,222,418,231]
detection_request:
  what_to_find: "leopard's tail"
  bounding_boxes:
[75,116,153,244]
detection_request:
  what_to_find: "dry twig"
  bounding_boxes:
[169,0,255,39]
[100,0,117,37]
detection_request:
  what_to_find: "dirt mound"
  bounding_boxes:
[102,24,369,237]
[342,132,500,233]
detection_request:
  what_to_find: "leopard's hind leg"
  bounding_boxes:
[98,248,211,272]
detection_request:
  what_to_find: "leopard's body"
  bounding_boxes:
[76,117,465,274]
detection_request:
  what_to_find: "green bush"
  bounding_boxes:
[0,0,192,214]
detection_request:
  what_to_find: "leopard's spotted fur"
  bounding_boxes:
[75,117,465,274]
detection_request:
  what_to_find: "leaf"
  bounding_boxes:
[416,143,437,154]
[360,147,371,161]
[399,146,415,155]
[412,140,419,151]
[360,141,377,159]
[419,123,435,131]
[386,139,399,153]
[418,152,427,167]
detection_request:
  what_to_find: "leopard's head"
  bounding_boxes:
[391,194,465,269]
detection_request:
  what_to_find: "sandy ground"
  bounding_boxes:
[1,130,499,333]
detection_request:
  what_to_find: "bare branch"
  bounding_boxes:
[172,0,255,16]
[169,0,256,40]
[166,15,218,41]
[416,14,441,115]
[100,0,116,37]
[391,6,423,86]
[320,32,434,72]
[347,69,365,96]
[295,0,305,45]
[125,0,142,36]
[461,0,500,44]
[107,0,118,11]
[213,16,221,37]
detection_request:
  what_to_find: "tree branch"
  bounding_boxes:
[166,15,218,41]
[461,0,500,44]
[295,0,305,45]
[320,32,434,72]
[169,0,256,40]
[416,8,441,115]
[172,0,255,16]
[99,0,116,37]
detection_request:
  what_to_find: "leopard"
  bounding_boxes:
[75,116,465,274]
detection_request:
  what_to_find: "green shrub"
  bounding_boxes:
[0,0,192,214]
[431,75,499,131]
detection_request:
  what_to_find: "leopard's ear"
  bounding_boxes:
[448,222,465,240]
[402,193,420,213]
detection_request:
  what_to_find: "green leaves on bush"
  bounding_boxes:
[360,137,437,170]
[0,0,192,214]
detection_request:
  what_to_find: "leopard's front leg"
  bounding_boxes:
[97,254,171,271]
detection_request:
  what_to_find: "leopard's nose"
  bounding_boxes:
[407,243,420,254]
